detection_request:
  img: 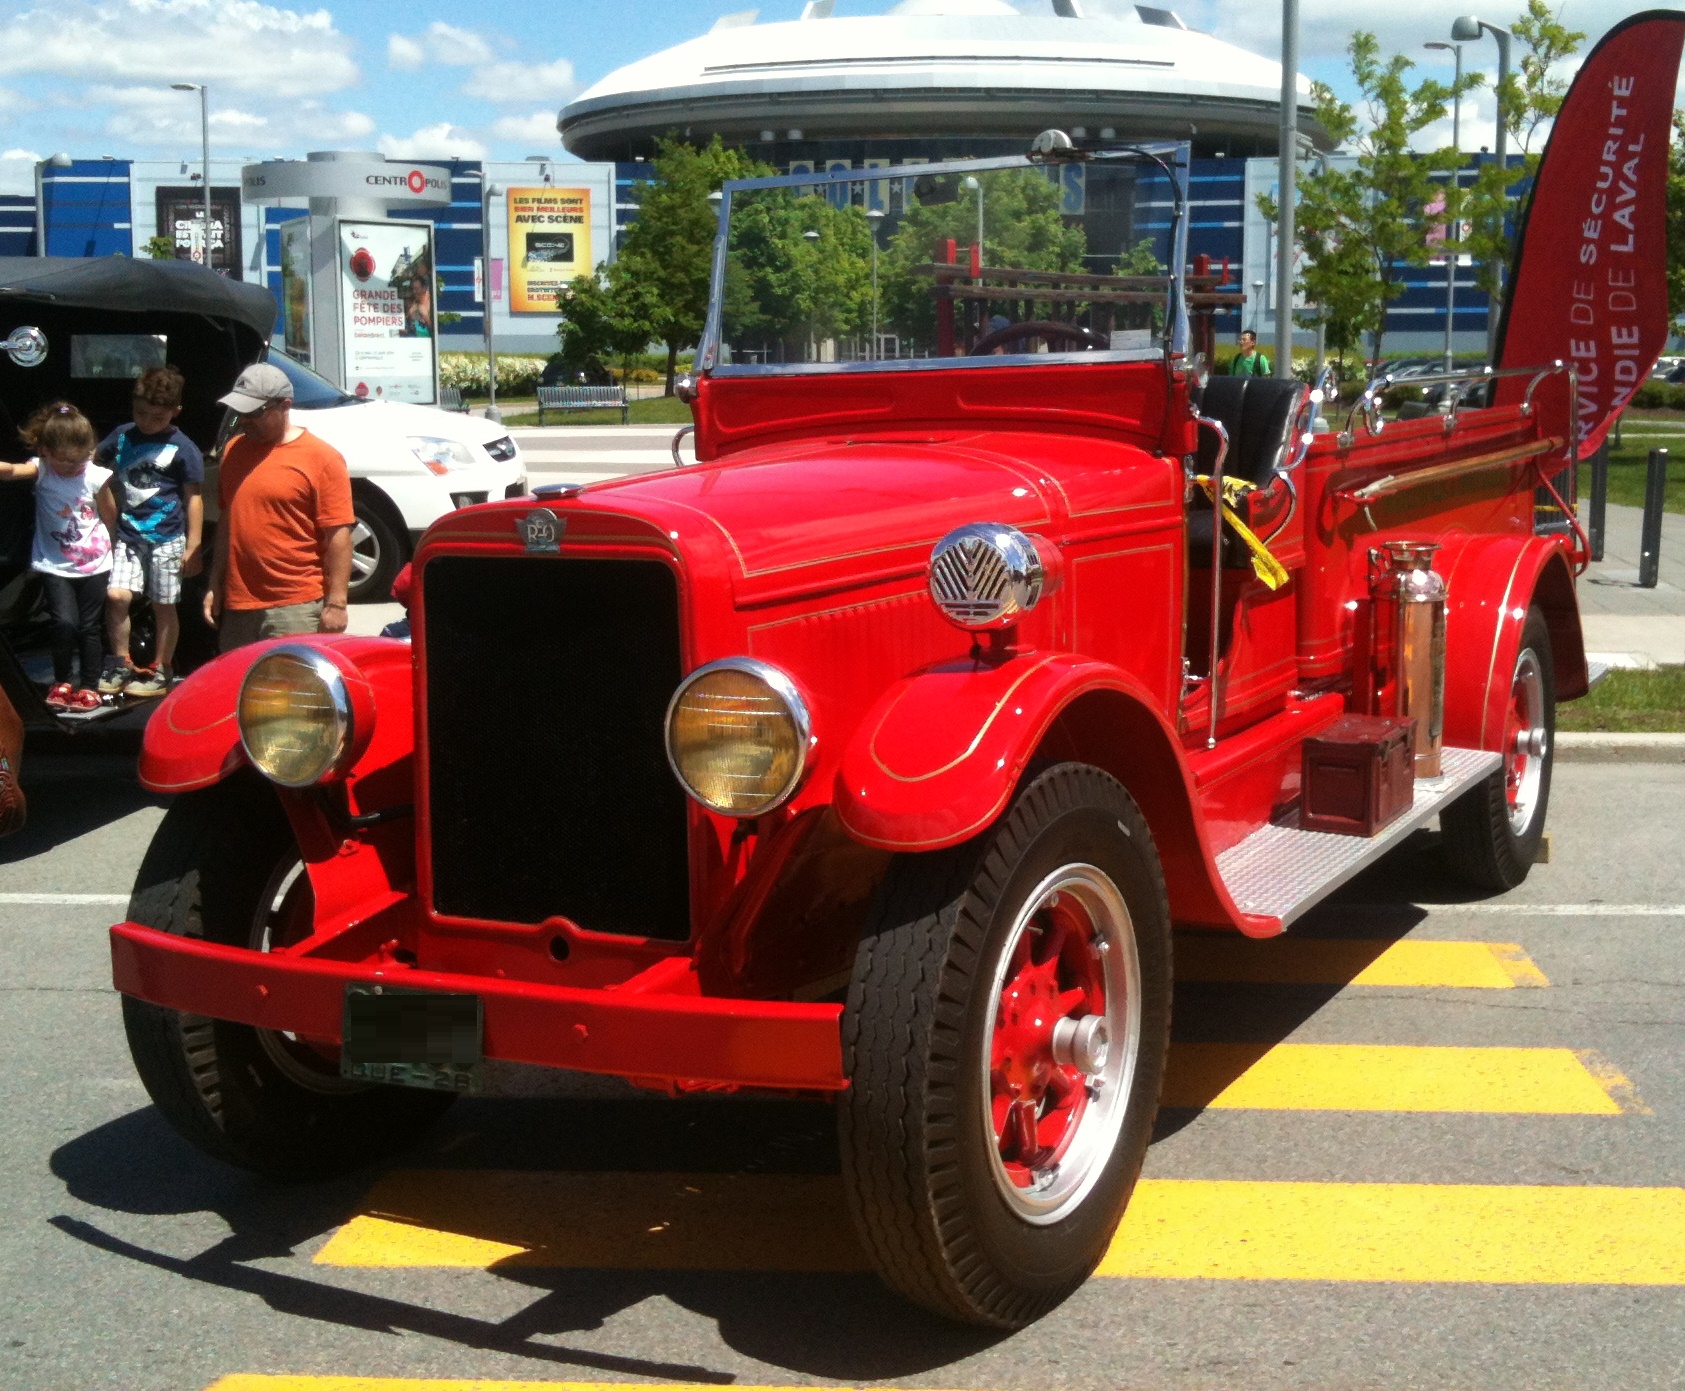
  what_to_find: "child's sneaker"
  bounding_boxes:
[44,682,73,710]
[123,666,171,698]
[97,659,133,696]
[66,688,103,712]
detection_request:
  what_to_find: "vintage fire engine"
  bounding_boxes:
[112,144,1588,1328]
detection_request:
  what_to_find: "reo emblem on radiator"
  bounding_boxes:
[519,508,563,554]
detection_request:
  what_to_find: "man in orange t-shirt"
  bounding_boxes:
[205,363,354,651]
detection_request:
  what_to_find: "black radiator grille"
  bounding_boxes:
[422,554,691,938]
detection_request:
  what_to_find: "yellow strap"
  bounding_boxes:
[1192,476,1291,591]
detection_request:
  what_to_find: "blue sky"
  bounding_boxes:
[0,0,1649,193]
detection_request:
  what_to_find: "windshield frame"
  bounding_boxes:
[697,143,1190,379]
[265,345,360,409]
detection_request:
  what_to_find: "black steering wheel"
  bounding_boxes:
[968,319,1108,356]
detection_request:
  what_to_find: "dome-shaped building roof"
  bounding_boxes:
[559,0,1324,162]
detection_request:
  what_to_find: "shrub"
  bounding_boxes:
[438,353,549,398]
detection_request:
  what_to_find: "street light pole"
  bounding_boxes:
[480,170,502,424]
[1452,14,1512,361]
[170,83,211,269]
[867,207,885,361]
[1275,0,1299,380]
[962,174,984,264]
[1425,40,1464,371]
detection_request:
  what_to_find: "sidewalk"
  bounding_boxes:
[1579,502,1685,666]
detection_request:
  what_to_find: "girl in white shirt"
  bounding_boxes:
[0,403,115,711]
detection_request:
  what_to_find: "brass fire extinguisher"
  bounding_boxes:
[1372,541,1448,777]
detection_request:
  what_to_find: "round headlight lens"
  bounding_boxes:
[238,648,352,787]
[665,659,811,817]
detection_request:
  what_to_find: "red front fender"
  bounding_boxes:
[138,634,416,796]
[1441,534,1587,754]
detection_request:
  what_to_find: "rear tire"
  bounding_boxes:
[1441,605,1555,891]
[121,774,454,1178]
[838,763,1171,1328]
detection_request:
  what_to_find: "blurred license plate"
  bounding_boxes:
[341,986,482,1093]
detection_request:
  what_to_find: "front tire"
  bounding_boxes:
[838,763,1171,1328]
[1441,605,1555,890]
[348,491,405,604]
[121,775,454,1178]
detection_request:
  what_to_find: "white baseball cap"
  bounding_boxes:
[219,362,294,414]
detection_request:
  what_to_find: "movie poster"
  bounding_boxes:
[277,217,312,367]
[507,186,591,314]
[337,219,437,404]
[154,185,242,277]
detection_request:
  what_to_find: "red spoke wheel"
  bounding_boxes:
[121,773,455,1178]
[1442,604,1555,891]
[840,763,1170,1328]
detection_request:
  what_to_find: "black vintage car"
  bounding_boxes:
[0,256,274,735]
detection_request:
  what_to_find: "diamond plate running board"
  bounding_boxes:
[1215,745,1503,929]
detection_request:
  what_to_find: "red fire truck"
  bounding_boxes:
[112,143,1592,1328]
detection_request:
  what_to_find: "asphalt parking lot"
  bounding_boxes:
[2,752,1684,1391]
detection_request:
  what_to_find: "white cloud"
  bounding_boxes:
[490,110,562,144]
[387,20,494,69]
[387,33,425,70]
[0,149,41,195]
[89,84,373,150]
[378,122,486,160]
[0,0,358,99]
[461,57,576,105]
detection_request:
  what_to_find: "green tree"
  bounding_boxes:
[613,135,771,394]
[142,235,176,260]
[723,190,874,357]
[1268,33,1465,364]
[878,168,1087,345]
[1461,1,1586,304]
[1668,111,1685,324]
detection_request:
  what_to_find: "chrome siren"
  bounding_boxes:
[927,523,1045,631]
[3,326,46,368]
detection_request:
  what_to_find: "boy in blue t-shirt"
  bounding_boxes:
[98,365,204,697]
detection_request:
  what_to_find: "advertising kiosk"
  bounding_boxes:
[241,151,450,403]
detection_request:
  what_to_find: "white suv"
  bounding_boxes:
[260,349,527,601]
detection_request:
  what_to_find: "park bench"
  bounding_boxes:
[536,384,630,425]
[439,386,467,413]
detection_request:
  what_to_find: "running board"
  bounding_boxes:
[1216,746,1503,930]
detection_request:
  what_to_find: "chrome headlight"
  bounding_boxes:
[407,436,476,475]
[238,646,353,787]
[665,658,812,817]
[928,522,1045,630]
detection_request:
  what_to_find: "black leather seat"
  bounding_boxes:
[1188,375,1306,568]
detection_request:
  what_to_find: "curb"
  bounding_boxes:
[1555,732,1685,763]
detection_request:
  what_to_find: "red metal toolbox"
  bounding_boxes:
[1300,714,1416,837]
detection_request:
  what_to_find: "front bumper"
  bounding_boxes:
[110,923,846,1092]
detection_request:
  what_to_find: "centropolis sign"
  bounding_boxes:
[240,159,452,205]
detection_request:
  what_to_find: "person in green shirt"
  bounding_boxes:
[1232,329,1271,377]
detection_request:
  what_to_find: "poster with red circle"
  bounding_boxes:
[338,220,437,404]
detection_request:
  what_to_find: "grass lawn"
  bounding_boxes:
[1557,665,1685,733]
[499,396,695,428]
[1578,433,1685,515]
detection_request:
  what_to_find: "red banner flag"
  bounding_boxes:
[1493,10,1685,458]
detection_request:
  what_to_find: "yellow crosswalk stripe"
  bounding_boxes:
[1173,935,1548,988]
[208,1381,849,1391]
[1100,1180,1685,1282]
[314,1171,866,1270]
[1161,1043,1637,1113]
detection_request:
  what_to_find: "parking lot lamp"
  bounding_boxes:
[962,174,984,263]
[1452,15,1511,360]
[1425,40,1464,371]
[867,207,885,360]
[479,171,502,423]
[170,83,211,269]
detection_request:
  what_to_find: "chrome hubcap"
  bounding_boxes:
[1505,647,1547,836]
[349,518,379,583]
[981,864,1141,1224]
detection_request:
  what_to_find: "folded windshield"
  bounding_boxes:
[704,151,1187,373]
